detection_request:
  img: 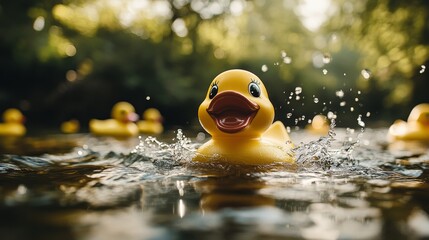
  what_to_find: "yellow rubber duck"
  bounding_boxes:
[0,108,26,136]
[193,69,294,165]
[306,115,330,135]
[61,119,80,134]
[137,108,163,134]
[388,103,429,141]
[89,102,139,137]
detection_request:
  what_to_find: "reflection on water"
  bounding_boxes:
[1,129,429,239]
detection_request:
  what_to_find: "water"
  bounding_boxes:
[1,129,429,240]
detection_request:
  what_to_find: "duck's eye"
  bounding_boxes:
[209,84,218,99]
[248,82,261,97]
[120,110,127,115]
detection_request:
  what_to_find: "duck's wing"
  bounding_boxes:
[263,121,291,143]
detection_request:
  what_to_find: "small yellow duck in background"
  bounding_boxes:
[89,101,139,137]
[388,103,429,141]
[193,69,294,165]
[61,119,80,134]
[0,108,26,136]
[138,108,164,135]
[306,115,330,135]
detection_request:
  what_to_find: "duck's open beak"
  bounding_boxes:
[207,91,259,133]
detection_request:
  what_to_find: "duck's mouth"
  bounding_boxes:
[207,91,259,133]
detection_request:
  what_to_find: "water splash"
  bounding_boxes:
[419,65,426,74]
[294,120,361,172]
[281,50,292,64]
[261,64,268,72]
[335,90,344,98]
[357,115,365,127]
[361,69,371,79]
[130,129,197,167]
[322,53,331,64]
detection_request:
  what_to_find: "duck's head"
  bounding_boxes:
[143,108,163,122]
[408,103,429,125]
[111,102,139,123]
[198,69,274,138]
[3,108,25,124]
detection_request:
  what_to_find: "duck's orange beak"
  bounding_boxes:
[207,91,259,134]
[127,112,139,122]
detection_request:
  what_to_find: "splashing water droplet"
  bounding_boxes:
[361,69,371,79]
[340,101,346,106]
[146,96,151,100]
[343,73,347,76]
[196,132,205,141]
[420,65,426,74]
[350,107,354,112]
[274,62,279,66]
[295,87,302,95]
[286,126,291,133]
[322,53,331,64]
[261,64,268,72]
[322,69,328,75]
[283,57,292,64]
[357,115,365,127]
[281,50,287,58]
[336,90,344,98]
[327,111,337,119]
[355,98,359,102]
[314,98,319,103]
[296,96,301,100]
[286,113,292,118]
[357,91,361,94]
[366,112,371,117]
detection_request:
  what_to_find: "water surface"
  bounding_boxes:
[1,129,429,240]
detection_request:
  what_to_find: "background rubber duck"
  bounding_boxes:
[137,108,163,135]
[61,119,80,134]
[388,103,429,141]
[89,101,139,137]
[306,114,330,135]
[193,69,294,165]
[0,108,26,136]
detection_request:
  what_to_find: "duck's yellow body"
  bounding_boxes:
[193,69,294,165]
[0,108,26,137]
[138,108,163,135]
[388,103,429,141]
[89,102,139,137]
[61,119,80,134]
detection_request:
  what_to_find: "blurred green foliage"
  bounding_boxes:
[0,0,428,132]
